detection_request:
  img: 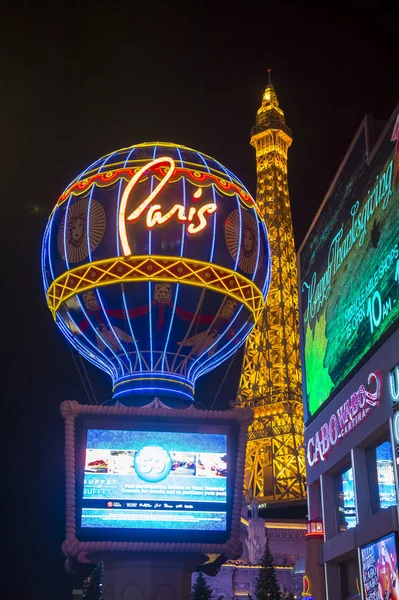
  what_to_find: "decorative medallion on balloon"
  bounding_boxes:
[225,209,263,273]
[42,142,271,405]
[57,198,106,263]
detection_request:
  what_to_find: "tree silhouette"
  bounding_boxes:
[254,539,281,600]
[82,561,104,600]
[191,572,222,600]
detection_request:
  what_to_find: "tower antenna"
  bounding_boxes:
[267,68,271,84]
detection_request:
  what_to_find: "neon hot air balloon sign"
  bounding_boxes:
[42,142,271,405]
[119,157,217,256]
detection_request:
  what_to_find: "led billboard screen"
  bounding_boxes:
[62,402,251,556]
[80,428,228,534]
[74,416,238,544]
[361,533,399,600]
[300,108,399,421]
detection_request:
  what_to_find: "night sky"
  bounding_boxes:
[2,2,398,598]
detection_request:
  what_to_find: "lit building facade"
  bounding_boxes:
[299,105,399,600]
[236,75,306,504]
[201,519,306,599]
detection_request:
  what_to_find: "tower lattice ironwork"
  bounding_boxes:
[235,76,306,503]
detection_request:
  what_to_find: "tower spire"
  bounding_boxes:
[236,79,306,504]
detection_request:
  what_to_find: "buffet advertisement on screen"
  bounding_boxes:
[81,428,228,533]
[299,107,399,423]
[61,401,251,554]
[360,533,399,600]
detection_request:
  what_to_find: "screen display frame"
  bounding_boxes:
[61,400,252,556]
[360,532,399,600]
[75,416,236,544]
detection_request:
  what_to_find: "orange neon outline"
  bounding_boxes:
[146,203,187,227]
[187,203,217,234]
[119,156,175,256]
[54,164,256,211]
[145,202,217,233]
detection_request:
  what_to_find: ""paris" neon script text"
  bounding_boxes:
[119,157,217,256]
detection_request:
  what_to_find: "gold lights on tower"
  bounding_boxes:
[236,72,306,503]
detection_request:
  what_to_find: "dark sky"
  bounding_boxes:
[2,1,398,598]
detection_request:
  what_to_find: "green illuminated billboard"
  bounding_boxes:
[299,107,399,421]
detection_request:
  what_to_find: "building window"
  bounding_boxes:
[339,557,360,600]
[367,438,397,514]
[334,466,356,533]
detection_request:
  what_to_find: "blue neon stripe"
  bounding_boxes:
[196,151,211,172]
[57,312,116,378]
[148,145,158,256]
[59,315,113,377]
[192,319,249,381]
[79,153,133,371]
[121,286,143,373]
[210,156,234,182]
[235,195,242,272]
[194,152,217,264]
[209,184,217,263]
[41,221,52,291]
[63,192,73,271]
[182,151,244,380]
[116,147,143,374]
[113,386,193,402]
[87,154,110,263]
[116,178,124,250]
[98,150,119,171]
[115,372,193,385]
[89,149,118,263]
[148,280,153,372]
[225,167,245,187]
[147,146,158,372]
[95,288,132,372]
[197,340,244,379]
[116,147,136,257]
[161,146,186,372]
[63,151,104,272]
[61,156,104,197]
[65,152,106,203]
[193,203,267,378]
[196,325,249,379]
[45,214,55,281]
[74,292,125,376]
[73,155,130,372]
[187,304,244,379]
[46,154,112,367]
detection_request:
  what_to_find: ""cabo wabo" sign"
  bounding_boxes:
[307,372,382,466]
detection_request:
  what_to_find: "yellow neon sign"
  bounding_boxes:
[46,255,265,322]
[118,156,217,256]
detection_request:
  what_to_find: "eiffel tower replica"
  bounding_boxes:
[235,72,306,504]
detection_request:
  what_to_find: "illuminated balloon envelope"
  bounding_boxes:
[42,142,270,405]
